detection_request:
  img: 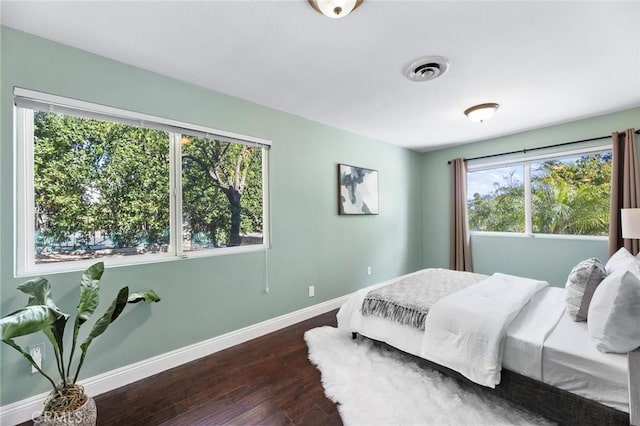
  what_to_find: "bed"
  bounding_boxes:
[337,268,636,425]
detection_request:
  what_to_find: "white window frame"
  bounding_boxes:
[467,144,611,240]
[14,88,271,277]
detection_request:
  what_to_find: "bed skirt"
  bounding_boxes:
[356,333,629,426]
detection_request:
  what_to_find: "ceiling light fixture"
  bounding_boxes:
[464,103,499,123]
[308,0,363,19]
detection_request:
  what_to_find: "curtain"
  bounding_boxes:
[450,158,473,271]
[608,128,639,256]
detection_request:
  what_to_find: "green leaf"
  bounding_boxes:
[128,289,161,304]
[67,262,104,376]
[80,286,129,353]
[17,276,69,381]
[74,287,129,382]
[77,262,103,325]
[0,305,68,340]
[43,316,68,382]
[17,277,55,308]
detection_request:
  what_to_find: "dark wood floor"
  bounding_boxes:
[23,310,342,426]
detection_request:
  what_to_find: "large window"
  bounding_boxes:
[15,89,270,275]
[467,148,611,237]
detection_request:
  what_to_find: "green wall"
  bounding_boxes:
[422,107,640,285]
[0,27,424,405]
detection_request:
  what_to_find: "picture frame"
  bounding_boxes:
[338,164,379,215]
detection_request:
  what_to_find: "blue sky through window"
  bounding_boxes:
[467,165,524,201]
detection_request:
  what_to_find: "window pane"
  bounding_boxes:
[181,135,263,252]
[33,111,171,264]
[467,165,525,232]
[531,152,611,235]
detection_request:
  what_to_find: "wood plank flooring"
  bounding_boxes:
[21,310,342,426]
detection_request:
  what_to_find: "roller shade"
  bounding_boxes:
[14,87,271,149]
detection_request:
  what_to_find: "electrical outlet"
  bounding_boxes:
[367,266,372,276]
[308,285,315,297]
[29,343,45,374]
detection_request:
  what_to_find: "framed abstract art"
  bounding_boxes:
[338,164,379,215]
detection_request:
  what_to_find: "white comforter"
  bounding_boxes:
[419,273,548,387]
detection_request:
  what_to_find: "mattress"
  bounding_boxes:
[630,349,640,425]
[336,268,630,413]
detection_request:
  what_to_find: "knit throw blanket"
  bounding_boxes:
[361,268,488,330]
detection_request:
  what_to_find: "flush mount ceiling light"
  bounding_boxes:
[308,0,363,19]
[464,103,500,123]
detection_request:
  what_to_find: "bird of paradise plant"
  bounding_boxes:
[0,262,160,417]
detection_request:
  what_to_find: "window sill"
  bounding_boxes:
[15,244,268,278]
[470,231,608,242]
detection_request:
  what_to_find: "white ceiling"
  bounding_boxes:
[2,1,639,152]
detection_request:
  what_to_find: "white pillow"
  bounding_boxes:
[605,247,640,277]
[588,270,640,353]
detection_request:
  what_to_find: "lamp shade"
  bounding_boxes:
[621,208,640,239]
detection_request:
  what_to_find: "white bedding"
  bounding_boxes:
[502,286,566,380]
[543,311,629,412]
[420,273,548,387]
[336,268,630,413]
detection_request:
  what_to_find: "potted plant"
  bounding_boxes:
[0,262,160,425]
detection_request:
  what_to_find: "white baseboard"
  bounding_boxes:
[1,295,348,425]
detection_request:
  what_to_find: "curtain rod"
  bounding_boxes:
[447,129,640,164]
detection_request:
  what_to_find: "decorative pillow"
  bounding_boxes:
[588,270,640,353]
[605,247,640,275]
[564,258,606,321]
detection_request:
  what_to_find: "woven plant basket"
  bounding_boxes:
[36,384,97,426]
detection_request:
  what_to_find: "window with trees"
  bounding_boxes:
[15,89,270,275]
[467,148,611,237]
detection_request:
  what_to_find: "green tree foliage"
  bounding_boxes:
[94,126,171,248]
[33,111,264,261]
[34,112,100,246]
[467,171,525,232]
[34,112,170,253]
[467,153,611,236]
[531,153,611,235]
[181,136,262,248]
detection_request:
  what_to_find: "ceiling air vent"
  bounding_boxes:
[403,56,449,82]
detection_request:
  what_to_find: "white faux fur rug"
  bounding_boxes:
[304,326,553,426]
